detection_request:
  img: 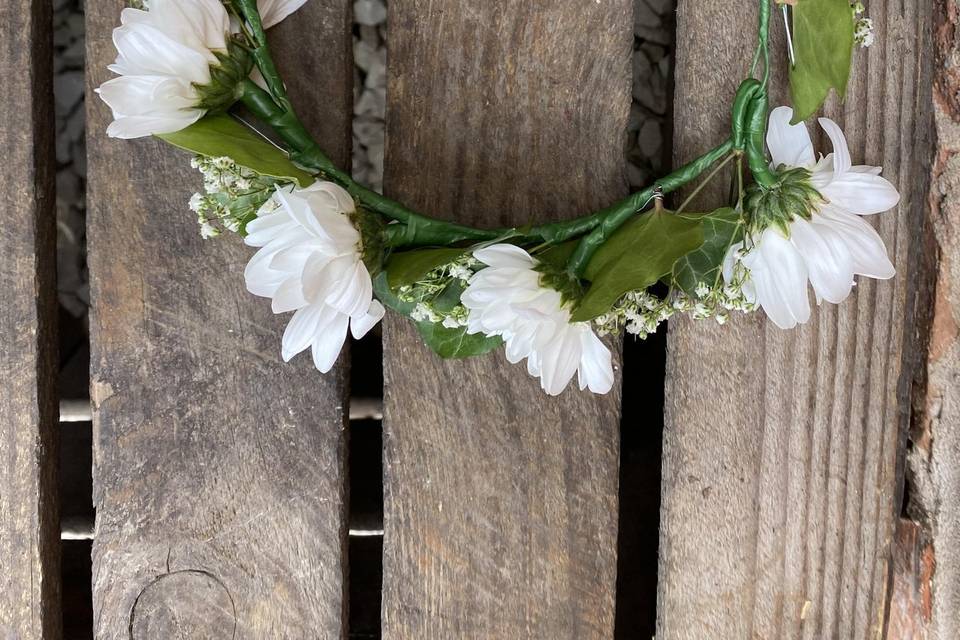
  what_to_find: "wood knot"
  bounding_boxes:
[128,569,237,639]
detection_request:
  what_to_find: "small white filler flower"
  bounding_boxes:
[244,182,385,373]
[97,0,307,139]
[724,106,900,329]
[461,245,615,396]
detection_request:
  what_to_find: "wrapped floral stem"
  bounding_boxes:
[563,139,735,277]
[97,0,898,396]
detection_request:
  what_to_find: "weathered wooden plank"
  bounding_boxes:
[0,0,60,637]
[903,1,960,635]
[380,2,632,637]
[659,2,934,638]
[86,2,352,636]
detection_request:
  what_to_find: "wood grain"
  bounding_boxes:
[380,2,632,637]
[86,2,352,637]
[659,2,934,638]
[904,1,960,635]
[0,0,60,637]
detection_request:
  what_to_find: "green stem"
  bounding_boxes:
[735,153,745,209]
[240,79,734,251]
[564,139,734,277]
[235,0,292,112]
[757,0,771,88]
[731,79,762,151]
[744,90,777,188]
[675,151,738,215]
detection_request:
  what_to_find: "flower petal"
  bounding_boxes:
[817,117,851,177]
[351,299,385,339]
[577,329,614,394]
[244,206,295,246]
[111,22,212,83]
[789,218,854,304]
[301,253,352,304]
[311,311,349,373]
[820,172,900,215]
[326,261,372,316]
[816,207,895,279]
[258,0,310,29]
[281,304,325,361]
[97,74,194,115]
[244,246,286,297]
[275,188,330,240]
[742,229,811,329]
[538,329,581,396]
[304,180,356,214]
[722,241,744,284]
[105,112,204,138]
[766,106,815,169]
[271,276,307,313]
[145,0,230,55]
[474,244,536,270]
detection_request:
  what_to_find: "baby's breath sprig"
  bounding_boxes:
[188,156,287,238]
[396,256,480,328]
[593,290,674,339]
[852,3,875,48]
[592,269,755,339]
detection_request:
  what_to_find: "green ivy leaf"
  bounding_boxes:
[789,0,855,123]
[384,247,466,288]
[412,321,502,359]
[431,280,467,313]
[371,273,501,359]
[571,210,704,322]
[670,208,744,296]
[535,240,578,269]
[206,189,276,236]
[157,114,315,186]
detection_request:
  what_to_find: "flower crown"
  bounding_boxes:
[98,0,894,396]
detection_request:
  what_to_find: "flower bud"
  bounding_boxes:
[535,262,584,308]
[194,39,254,113]
[349,204,387,276]
[745,167,824,237]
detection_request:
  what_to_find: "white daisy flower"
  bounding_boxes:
[244,181,385,373]
[97,0,308,139]
[460,245,614,396]
[96,0,232,138]
[725,106,900,329]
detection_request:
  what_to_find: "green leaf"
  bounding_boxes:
[789,0,855,123]
[431,280,467,313]
[413,321,502,359]
[535,240,578,269]
[206,189,274,236]
[670,208,744,296]
[371,273,501,359]
[571,210,704,322]
[157,114,315,186]
[384,247,466,288]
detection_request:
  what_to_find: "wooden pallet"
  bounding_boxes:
[1,0,952,638]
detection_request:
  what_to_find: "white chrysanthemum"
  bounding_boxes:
[244,181,385,373]
[461,245,614,396]
[724,106,900,329]
[97,0,307,139]
[96,0,231,138]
